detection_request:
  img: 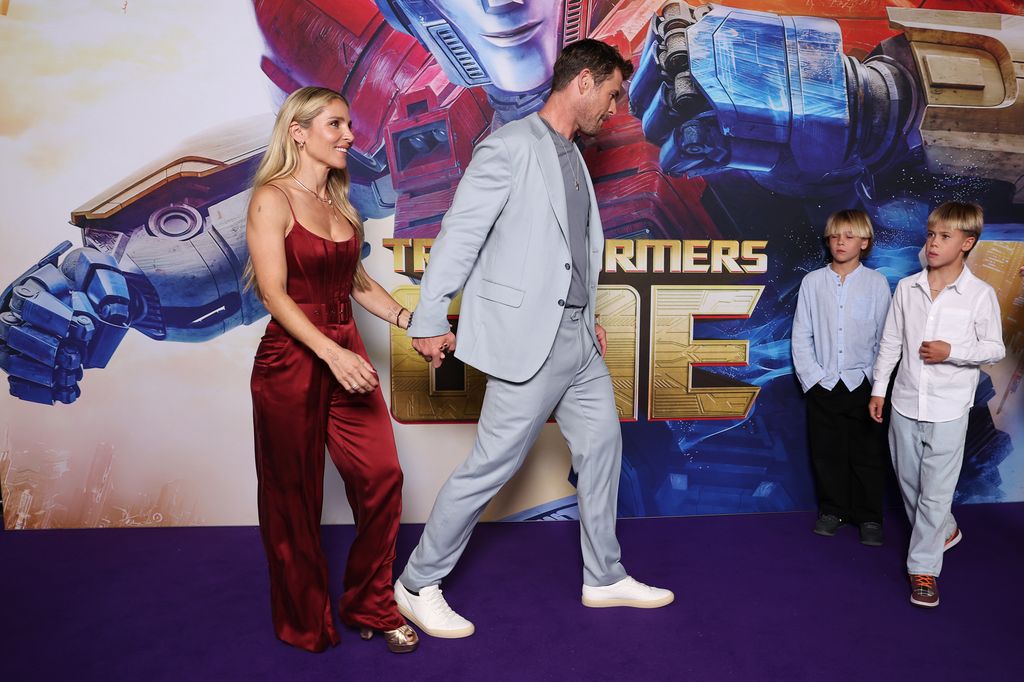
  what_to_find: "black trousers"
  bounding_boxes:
[806,379,885,524]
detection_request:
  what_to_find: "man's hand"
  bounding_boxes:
[595,322,607,356]
[412,331,457,369]
[919,340,951,364]
[868,396,885,423]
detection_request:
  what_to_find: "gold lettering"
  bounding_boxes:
[413,239,434,273]
[636,240,682,273]
[382,238,412,273]
[601,240,766,274]
[648,285,763,420]
[388,286,485,422]
[390,285,640,422]
[741,240,768,274]
[605,239,640,273]
[710,240,741,273]
[682,240,711,273]
[597,286,641,420]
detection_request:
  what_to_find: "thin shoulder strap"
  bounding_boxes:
[265,183,296,221]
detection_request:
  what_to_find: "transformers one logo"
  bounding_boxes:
[384,239,769,423]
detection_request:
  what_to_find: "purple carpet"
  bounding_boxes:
[3,504,1022,681]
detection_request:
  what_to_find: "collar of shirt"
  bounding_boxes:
[911,264,974,296]
[826,262,863,283]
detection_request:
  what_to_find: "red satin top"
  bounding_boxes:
[277,220,358,325]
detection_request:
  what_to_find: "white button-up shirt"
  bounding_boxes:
[871,265,1005,422]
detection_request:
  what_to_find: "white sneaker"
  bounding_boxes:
[582,576,674,609]
[943,526,962,552]
[394,579,475,638]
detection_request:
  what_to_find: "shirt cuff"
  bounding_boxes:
[798,368,825,393]
[946,343,969,365]
[407,317,451,338]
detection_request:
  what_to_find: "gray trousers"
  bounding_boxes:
[889,409,968,576]
[400,306,628,590]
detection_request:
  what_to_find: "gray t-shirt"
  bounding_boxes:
[541,118,591,308]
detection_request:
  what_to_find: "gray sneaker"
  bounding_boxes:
[859,521,884,547]
[813,513,844,537]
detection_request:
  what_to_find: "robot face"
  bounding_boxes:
[429,0,564,93]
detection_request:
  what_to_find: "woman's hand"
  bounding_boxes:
[320,343,378,393]
[595,322,607,356]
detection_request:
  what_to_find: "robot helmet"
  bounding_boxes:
[376,0,589,91]
[377,0,491,87]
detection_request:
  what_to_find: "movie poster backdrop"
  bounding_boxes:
[1,0,1021,529]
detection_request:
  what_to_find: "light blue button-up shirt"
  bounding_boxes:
[791,264,892,393]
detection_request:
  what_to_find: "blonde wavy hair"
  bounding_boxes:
[244,86,369,293]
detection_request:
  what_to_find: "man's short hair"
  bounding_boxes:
[551,39,634,92]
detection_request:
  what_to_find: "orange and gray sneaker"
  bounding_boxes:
[909,574,939,608]
[943,526,962,552]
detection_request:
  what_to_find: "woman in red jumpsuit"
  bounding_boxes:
[246,86,419,654]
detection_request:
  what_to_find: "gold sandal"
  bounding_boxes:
[359,624,419,653]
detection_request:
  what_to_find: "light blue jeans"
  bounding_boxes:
[889,409,969,576]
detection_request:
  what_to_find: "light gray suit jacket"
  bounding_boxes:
[408,112,603,383]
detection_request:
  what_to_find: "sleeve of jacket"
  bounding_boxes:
[407,134,513,338]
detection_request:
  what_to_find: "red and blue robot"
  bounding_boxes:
[2,1,1021,514]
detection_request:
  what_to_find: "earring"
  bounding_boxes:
[298,140,306,150]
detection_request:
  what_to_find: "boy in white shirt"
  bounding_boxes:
[869,202,1005,608]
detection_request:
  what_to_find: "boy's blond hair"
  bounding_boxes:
[824,209,874,258]
[927,202,984,255]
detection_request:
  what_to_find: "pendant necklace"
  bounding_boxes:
[555,133,581,191]
[291,174,333,205]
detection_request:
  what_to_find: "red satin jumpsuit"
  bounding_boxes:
[250,193,405,652]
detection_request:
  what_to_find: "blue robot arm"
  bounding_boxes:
[0,242,130,404]
[634,2,917,195]
[1,116,274,405]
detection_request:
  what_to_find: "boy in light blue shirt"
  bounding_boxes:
[792,210,892,545]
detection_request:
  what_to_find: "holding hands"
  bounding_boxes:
[412,332,457,369]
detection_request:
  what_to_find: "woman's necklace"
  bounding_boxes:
[291,174,332,205]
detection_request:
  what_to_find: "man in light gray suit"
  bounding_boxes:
[395,40,674,638]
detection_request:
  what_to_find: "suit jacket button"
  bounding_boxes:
[564,263,571,270]
[558,299,565,307]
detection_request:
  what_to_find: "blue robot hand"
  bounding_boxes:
[633,2,725,177]
[635,2,855,187]
[0,241,131,404]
